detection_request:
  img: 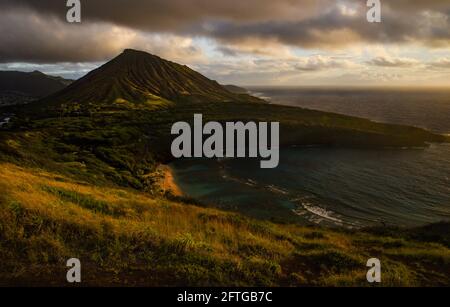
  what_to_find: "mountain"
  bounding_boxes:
[0,71,71,106]
[45,49,262,106]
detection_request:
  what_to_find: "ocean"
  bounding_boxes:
[171,87,450,228]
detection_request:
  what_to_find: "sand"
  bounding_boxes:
[158,165,183,197]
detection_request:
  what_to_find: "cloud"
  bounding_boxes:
[367,56,419,68]
[0,0,448,86]
[203,5,449,50]
[294,55,356,71]
[0,0,328,28]
[0,8,205,64]
[215,41,295,58]
[0,0,449,63]
[190,54,359,86]
[427,58,450,70]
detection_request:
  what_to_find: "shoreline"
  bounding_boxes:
[158,164,183,197]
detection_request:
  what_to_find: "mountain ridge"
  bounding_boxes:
[0,70,72,106]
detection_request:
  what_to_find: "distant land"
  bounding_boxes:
[0,70,72,106]
[222,84,249,94]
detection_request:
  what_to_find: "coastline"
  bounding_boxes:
[158,164,183,197]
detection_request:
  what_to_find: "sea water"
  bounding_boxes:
[171,87,450,228]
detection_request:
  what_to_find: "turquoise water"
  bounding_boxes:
[171,88,450,228]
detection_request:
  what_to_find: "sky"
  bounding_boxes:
[0,0,449,86]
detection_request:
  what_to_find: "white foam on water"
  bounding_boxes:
[301,202,344,224]
[267,185,289,195]
[245,179,258,187]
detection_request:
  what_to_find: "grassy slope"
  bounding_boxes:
[0,163,449,286]
[1,98,449,286]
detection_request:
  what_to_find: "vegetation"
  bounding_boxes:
[0,49,448,286]
[0,163,448,286]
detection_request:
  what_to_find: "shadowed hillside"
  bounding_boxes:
[0,71,71,106]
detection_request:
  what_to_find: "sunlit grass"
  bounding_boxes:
[0,162,448,286]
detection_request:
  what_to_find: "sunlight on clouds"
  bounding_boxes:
[338,2,358,17]
[0,0,449,86]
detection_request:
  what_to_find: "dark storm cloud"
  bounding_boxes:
[202,5,449,49]
[0,0,329,29]
[0,9,127,63]
[0,8,205,64]
[0,0,449,62]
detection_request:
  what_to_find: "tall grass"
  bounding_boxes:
[0,163,448,286]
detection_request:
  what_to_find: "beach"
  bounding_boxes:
[158,164,183,197]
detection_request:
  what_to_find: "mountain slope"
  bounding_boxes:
[44,49,261,106]
[0,71,71,106]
